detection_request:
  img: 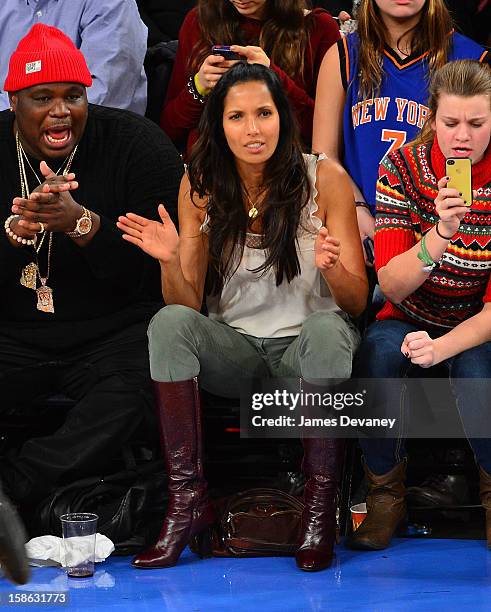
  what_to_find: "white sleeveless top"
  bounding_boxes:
[203,154,339,338]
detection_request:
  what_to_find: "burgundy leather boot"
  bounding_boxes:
[295,438,345,572]
[132,378,216,569]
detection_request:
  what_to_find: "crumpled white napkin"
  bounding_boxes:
[26,534,114,567]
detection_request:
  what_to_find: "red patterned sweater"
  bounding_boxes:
[375,138,491,329]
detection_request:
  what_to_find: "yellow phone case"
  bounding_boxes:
[445,157,472,206]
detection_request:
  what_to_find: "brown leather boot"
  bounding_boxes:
[348,461,406,550]
[479,466,491,548]
[295,438,345,572]
[132,378,216,569]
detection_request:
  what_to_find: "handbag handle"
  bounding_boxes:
[221,487,304,531]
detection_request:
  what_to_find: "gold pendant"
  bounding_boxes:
[20,262,38,290]
[248,207,258,220]
[36,283,54,313]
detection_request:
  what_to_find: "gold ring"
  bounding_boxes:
[37,222,45,233]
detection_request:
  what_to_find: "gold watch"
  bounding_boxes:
[66,206,92,238]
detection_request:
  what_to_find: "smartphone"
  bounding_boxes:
[211,45,243,60]
[363,236,374,265]
[445,157,472,207]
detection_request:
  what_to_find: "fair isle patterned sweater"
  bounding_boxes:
[374,138,491,329]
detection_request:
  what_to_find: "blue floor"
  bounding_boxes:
[2,539,491,611]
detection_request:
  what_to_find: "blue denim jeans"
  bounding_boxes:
[354,319,491,474]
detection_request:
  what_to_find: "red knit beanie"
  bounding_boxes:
[4,24,92,92]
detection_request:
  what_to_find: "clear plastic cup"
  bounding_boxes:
[60,513,98,578]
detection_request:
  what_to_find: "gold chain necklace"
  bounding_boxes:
[36,231,54,313]
[16,131,78,313]
[16,132,77,198]
[243,186,264,220]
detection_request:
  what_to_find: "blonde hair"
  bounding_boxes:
[413,60,491,146]
[356,0,453,98]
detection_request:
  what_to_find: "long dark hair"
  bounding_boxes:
[190,0,313,80]
[187,63,311,296]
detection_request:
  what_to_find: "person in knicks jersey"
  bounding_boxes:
[313,0,490,261]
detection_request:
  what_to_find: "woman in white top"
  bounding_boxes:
[118,62,368,572]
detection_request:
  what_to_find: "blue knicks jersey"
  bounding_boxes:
[340,32,489,213]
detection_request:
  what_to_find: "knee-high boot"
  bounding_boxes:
[296,438,345,571]
[132,378,216,568]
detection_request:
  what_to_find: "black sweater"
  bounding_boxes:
[136,0,197,45]
[0,105,183,350]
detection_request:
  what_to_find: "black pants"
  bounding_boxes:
[0,321,155,504]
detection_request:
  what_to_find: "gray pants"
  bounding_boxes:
[148,305,360,397]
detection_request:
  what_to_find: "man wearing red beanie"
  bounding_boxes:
[0,24,183,516]
[0,0,148,114]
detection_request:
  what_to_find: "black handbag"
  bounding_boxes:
[210,488,304,557]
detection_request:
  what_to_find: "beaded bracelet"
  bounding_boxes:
[355,201,370,209]
[187,75,206,104]
[4,214,36,246]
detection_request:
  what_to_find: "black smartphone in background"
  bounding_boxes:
[211,45,244,60]
[363,236,374,265]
